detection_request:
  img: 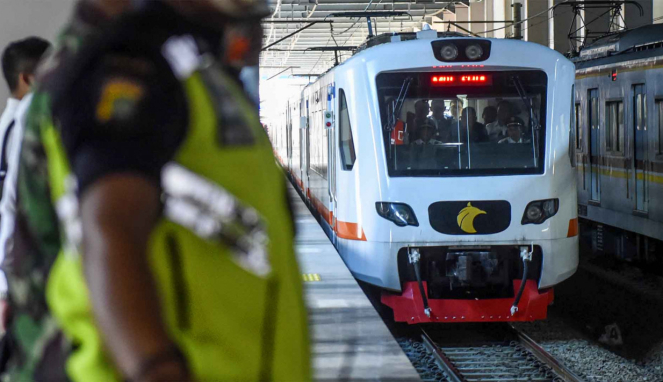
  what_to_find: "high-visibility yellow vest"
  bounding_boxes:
[38,53,311,382]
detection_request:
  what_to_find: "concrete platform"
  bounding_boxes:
[290,187,420,381]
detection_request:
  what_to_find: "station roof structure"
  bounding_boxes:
[260,0,471,76]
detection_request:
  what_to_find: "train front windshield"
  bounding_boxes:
[376,70,547,177]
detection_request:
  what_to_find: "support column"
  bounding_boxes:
[525,0,549,47]
[485,0,495,38]
[548,0,555,50]
[493,0,507,38]
[455,3,470,35]
[470,0,486,35]
[516,0,527,41]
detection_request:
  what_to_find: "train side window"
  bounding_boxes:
[575,103,582,151]
[338,89,356,170]
[605,100,624,154]
[657,100,663,154]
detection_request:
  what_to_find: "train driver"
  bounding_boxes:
[412,122,442,145]
[498,118,531,144]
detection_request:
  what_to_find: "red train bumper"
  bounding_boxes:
[381,280,553,324]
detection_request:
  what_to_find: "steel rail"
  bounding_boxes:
[510,324,585,382]
[420,329,468,382]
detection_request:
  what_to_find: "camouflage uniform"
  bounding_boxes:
[2,2,310,381]
[2,4,109,380]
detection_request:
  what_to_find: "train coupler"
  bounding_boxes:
[408,247,431,318]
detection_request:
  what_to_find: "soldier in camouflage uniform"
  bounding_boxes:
[3,0,310,381]
[1,3,115,379]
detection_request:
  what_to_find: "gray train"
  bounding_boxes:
[573,24,663,263]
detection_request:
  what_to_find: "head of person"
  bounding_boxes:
[506,119,523,141]
[460,107,477,127]
[431,100,446,120]
[414,100,430,119]
[449,99,460,119]
[1,37,51,99]
[496,101,513,125]
[419,122,436,143]
[482,105,497,125]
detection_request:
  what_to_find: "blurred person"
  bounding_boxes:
[3,1,310,381]
[0,37,51,332]
[458,107,488,143]
[407,99,435,142]
[430,99,451,141]
[499,118,531,144]
[448,99,461,124]
[486,100,514,141]
[482,105,497,126]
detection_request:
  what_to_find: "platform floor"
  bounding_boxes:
[290,187,420,381]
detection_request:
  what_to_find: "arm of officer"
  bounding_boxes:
[81,176,189,381]
[61,55,189,381]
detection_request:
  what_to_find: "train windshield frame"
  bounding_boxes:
[376,70,548,177]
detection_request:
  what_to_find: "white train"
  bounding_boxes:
[268,30,578,323]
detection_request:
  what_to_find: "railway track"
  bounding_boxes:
[419,324,585,382]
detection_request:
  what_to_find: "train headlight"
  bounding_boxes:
[439,43,459,61]
[521,199,559,225]
[465,44,483,60]
[526,205,543,221]
[376,202,419,227]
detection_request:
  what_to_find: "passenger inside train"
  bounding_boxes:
[406,99,436,142]
[485,100,515,141]
[430,99,451,141]
[458,106,489,143]
[378,71,546,175]
[481,105,497,126]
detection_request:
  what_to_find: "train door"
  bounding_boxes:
[300,98,307,189]
[633,84,648,213]
[286,101,292,170]
[326,84,337,230]
[305,98,311,191]
[588,89,601,202]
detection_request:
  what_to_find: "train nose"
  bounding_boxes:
[428,200,511,235]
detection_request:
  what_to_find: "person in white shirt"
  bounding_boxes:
[499,118,531,144]
[486,100,515,141]
[0,37,51,318]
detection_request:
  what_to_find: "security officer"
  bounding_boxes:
[4,0,311,381]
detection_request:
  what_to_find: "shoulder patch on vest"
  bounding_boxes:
[161,35,202,80]
[95,78,145,124]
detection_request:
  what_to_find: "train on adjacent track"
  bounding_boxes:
[573,23,663,264]
[267,29,579,324]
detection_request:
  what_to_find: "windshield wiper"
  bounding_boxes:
[386,77,413,131]
[511,75,540,168]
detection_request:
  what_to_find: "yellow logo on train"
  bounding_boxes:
[457,202,487,234]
